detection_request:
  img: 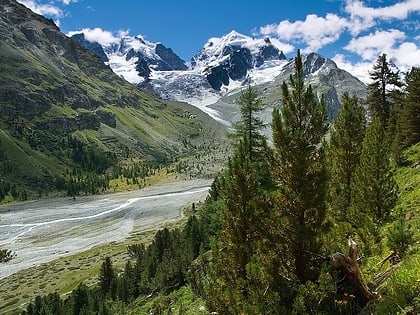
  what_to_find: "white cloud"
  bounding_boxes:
[345,0,420,35]
[67,28,122,46]
[345,29,407,60]
[268,38,295,55]
[340,30,420,80]
[260,13,348,53]
[345,0,420,21]
[333,53,372,83]
[258,0,419,61]
[17,0,63,18]
[387,42,420,73]
[61,0,78,5]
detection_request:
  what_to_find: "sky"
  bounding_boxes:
[17,0,420,82]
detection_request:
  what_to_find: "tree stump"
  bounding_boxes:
[330,239,377,307]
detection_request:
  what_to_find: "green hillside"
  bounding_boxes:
[0,0,225,199]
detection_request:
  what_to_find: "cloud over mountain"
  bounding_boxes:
[67,28,126,46]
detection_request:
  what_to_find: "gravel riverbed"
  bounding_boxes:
[0,179,212,279]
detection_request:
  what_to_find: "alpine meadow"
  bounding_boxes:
[0,0,419,314]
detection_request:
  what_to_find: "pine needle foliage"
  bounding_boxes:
[270,50,329,283]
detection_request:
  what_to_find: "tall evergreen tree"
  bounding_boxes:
[270,50,328,283]
[209,86,276,314]
[350,117,398,248]
[366,53,401,126]
[401,67,420,147]
[328,93,366,222]
[99,256,115,296]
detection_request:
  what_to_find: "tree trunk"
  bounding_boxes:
[330,239,377,307]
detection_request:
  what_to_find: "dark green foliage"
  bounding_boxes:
[22,217,206,314]
[99,257,115,296]
[203,86,279,313]
[0,178,27,201]
[122,217,207,295]
[350,117,398,251]
[328,93,366,222]
[231,86,267,162]
[387,215,415,256]
[68,137,116,174]
[71,284,90,315]
[209,140,276,314]
[401,67,420,147]
[271,50,329,283]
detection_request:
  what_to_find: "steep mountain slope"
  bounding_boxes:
[0,0,224,198]
[209,52,367,129]
[76,30,367,125]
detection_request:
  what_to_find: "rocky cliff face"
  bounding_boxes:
[192,31,287,90]
[202,43,287,91]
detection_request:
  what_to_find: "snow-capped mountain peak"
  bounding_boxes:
[72,32,187,84]
[73,30,366,125]
[191,30,286,69]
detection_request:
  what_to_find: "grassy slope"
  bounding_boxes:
[370,143,420,314]
[0,0,227,198]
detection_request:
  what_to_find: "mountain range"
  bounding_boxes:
[71,30,367,125]
[0,0,367,197]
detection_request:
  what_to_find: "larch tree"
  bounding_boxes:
[270,50,329,283]
[231,85,267,162]
[328,92,366,223]
[209,86,277,314]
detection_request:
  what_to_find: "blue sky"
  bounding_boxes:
[17,0,420,81]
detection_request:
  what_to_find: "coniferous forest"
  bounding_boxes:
[20,52,420,314]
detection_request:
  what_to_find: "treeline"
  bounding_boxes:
[22,215,210,314]
[65,139,164,197]
[21,52,419,314]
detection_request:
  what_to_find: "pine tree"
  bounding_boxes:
[366,53,401,127]
[99,256,115,296]
[350,117,398,248]
[401,67,420,147]
[270,50,328,283]
[328,93,366,222]
[72,283,89,315]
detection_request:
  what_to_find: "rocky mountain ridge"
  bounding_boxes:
[73,30,367,124]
